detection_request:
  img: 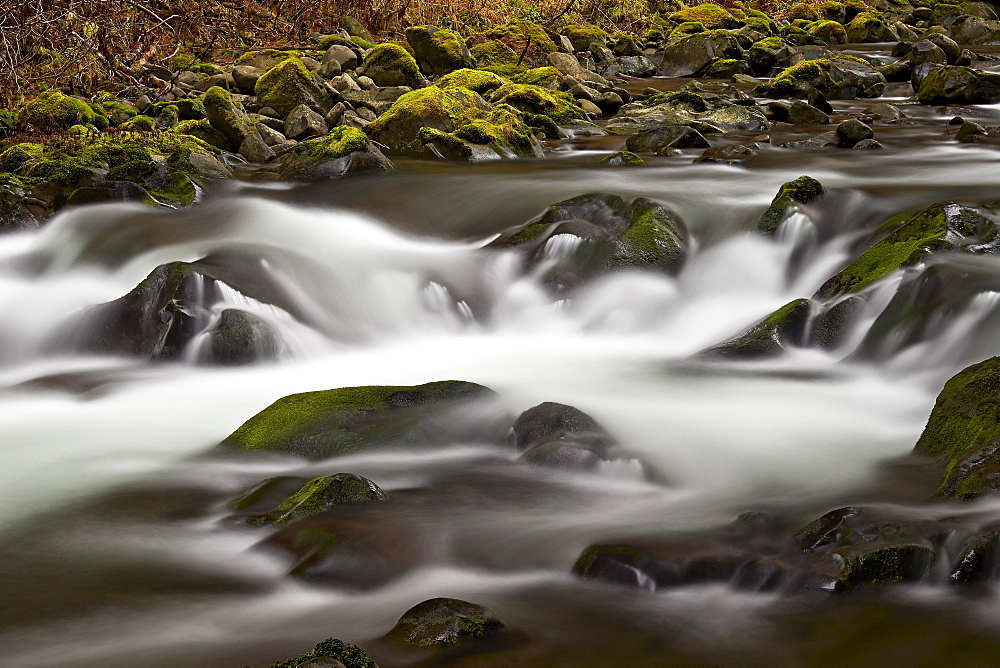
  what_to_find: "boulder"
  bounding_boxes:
[405,25,475,76]
[510,402,617,471]
[359,43,426,88]
[700,298,814,359]
[835,119,874,147]
[206,309,281,365]
[787,99,830,124]
[232,66,264,94]
[248,473,386,525]
[265,638,377,668]
[279,126,393,180]
[218,380,505,459]
[573,541,745,591]
[283,104,329,140]
[656,32,745,77]
[490,193,689,290]
[16,90,94,131]
[625,125,711,153]
[322,45,359,71]
[755,175,825,233]
[384,598,505,647]
[845,12,899,42]
[917,66,1000,105]
[753,57,886,99]
[948,15,1000,44]
[815,202,996,299]
[255,57,333,117]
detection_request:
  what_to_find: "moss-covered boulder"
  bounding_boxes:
[656,31,745,77]
[626,91,769,132]
[249,473,386,525]
[203,85,255,148]
[914,357,1000,499]
[384,598,505,647]
[488,83,583,123]
[205,309,281,365]
[564,24,609,52]
[364,86,540,159]
[746,36,788,76]
[359,43,426,89]
[255,57,332,117]
[236,49,298,70]
[753,57,886,99]
[700,299,814,360]
[267,638,378,668]
[437,68,509,95]
[469,20,558,66]
[491,193,688,291]
[600,150,646,166]
[668,3,742,29]
[845,12,899,42]
[815,203,996,299]
[917,65,1000,105]
[512,402,617,472]
[279,126,393,180]
[949,15,1000,44]
[808,19,848,44]
[756,175,824,233]
[16,90,95,131]
[469,40,518,68]
[573,541,745,591]
[405,25,475,76]
[218,380,504,459]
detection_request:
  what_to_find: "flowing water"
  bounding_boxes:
[7,61,1000,666]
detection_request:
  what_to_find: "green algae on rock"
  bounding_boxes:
[815,203,996,300]
[249,473,386,526]
[914,357,1000,500]
[219,380,504,459]
[700,298,814,360]
[600,150,646,166]
[756,175,824,233]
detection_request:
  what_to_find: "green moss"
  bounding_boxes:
[819,0,846,20]
[236,49,298,67]
[669,21,707,41]
[702,298,813,359]
[267,638,378,668]
[473,20,559,56]
[0,143,46,173]
[469,40,518,67]
[106,160,156,182]
[490,83,583,123]
[642,90,709,111]
[512,66,562,87]
[120,115,155,131]
[352,36,376,50]
[318,35,356,51]
[757,175,824,233]
[522,112,560,137]
[600,150,646,166]
[219,380,496,458]
[817,203,996,299]
[95,94,138,126]
[362,43,424,86]
[16,90,94,131]
[151,99,205,120]
[438,68,509,94]
[644,27,667,43]
[789,2,821,20]
[170,119,232,150]
[669,4,738,29]
[614,199,688,270]
[249,473,386,526]
[304,126,372,158]
[564,24,609,48]
[203,85,253,146]
[255,57,328,117]
[753,36,786,50]
[406,25,471,71]
[808,19,848,43]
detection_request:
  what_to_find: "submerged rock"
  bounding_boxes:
[248,473,386,525]
[914,357,1000,499]
[917,66,1000,105]
[384,598,505,647]
[206,309,281,365]
[511,402,617,472]
[756,175,824,233]
[699,298,814,360]
[815,202,996,299]
[625,125,710,153]
[490,193,689,291]
[266,638,378,668]
[218,380,504,459]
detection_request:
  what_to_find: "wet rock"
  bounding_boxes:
[948,15,1000,44]
[700,298,814,360]
[656,32,745,78]
[927,32,961,63]
[599,150,646,166]
[405,25,475,76]
[917,66,1000,105]
[248,473,386,525]
[284,104,329,140]
[700,58,753,79]
[811,296,864,350]
[510,402,616,471]
[955,120,988,142]
[755,175,824,233]
[206,309,281,365]
[625,125,710,153]
[218,380,505,459]
[359,43,426,88]
[787,100,829,124]
[753,57,886,100]
[204,85,255,148]
[265,637,377,668]
[490,193,689,290]
[547,52,609,88]
[572,541,745,591]
[950,532,1000,583]
[255,57,333,117]
[746,37,788,76]
[836,119,874,147]
[815,202,996,299]
[906,40,947,67]
[279,126,392,181]
[865,102,904,121]
[602,55,656,78]
[914,357,1000,499]
[65,181,152,207]
[384,598,505,647]
[693,142,761,164]
[238,130,276,163]
[845,12,899,42]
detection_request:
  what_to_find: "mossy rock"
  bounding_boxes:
[203,85,255,147]
[405,25,475,76]
[845,12,899,42]
[668,3,741,29]
[917,65,1000,105]
[267,638,378,668]
[819,0,847,23]
[914,357,1000,499]
[511,66,563,88]
[384,598,505,648]
[151,98,206,121]
[255,57,332,117]
[700,298,814,360]
[121,115,156,132]
[279,126,393,180]
[573,541,744,590]
[236,49,299,69]
[469,40,518,67]
[94,93,138,126]
[218,380,504,459]
[600,150,646,166]
[756,175,824,233]
[491,193,689,291]
[437,68,510,94]
[808,19,848,44]
[469,20,558,66]
[668,21,707,42]
[657,30,746,77]
[16,90,94,131]
[815,202,996,299]
[249,473,386,525]
[365,86,539,159]
[359,43,426,89]
[789,2,821,21]
[489,83,582,123]
[563,24,609,52]
[752,56,886,100]
[171,119,232,151]
[206,309,281,365]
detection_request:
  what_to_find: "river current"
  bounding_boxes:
[6,58,1000,666]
